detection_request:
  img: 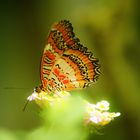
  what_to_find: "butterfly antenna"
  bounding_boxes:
[22,100,29,112]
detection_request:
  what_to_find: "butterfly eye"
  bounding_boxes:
[35,86,42,93]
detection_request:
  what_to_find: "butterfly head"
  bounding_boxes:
[35,85,45,93]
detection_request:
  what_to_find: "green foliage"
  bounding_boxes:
[0,129,18,140]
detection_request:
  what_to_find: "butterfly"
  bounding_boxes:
[25,20,100,107]
[37,20,100,94]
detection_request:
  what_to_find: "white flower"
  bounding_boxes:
[27,91,39,101]
[85,100,121,126]
[95,100,110,111]
[89,110,103,124]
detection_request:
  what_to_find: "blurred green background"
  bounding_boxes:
[0,0,140,140]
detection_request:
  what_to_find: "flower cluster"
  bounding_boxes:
[85,100,120,126]
[27,89,71,107]
[27,90,120,127]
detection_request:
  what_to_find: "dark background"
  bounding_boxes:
[0,0,140,140]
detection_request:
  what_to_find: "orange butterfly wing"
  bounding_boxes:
[40,20,100,93]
